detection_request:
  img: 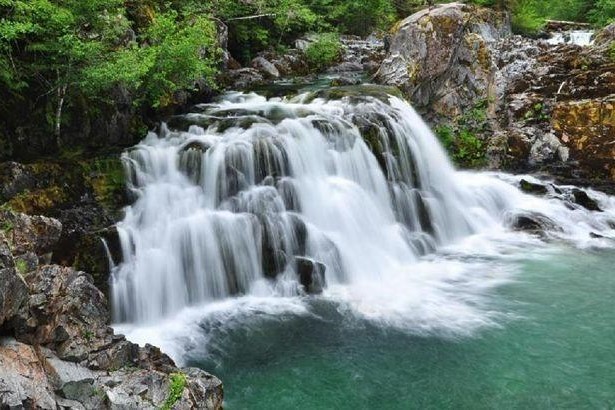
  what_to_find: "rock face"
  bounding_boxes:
[0,211,223,409]
[377,5,614,182]
[552,96,615,179]
[377,3,510,119]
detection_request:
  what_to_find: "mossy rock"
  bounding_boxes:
[305,85,404,104]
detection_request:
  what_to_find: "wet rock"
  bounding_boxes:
[509,212,561,236]
[330,76,362,87]
[295,257,326,294]
[225,68,265,90]
[570,188,602,212]
[519,179,548,195]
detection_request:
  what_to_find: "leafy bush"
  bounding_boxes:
[305,33,342,71]
[434,100,488,168]
[162,372,187,410]
[510,1,544,36]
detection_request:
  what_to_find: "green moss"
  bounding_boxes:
[81,158,126,211]
[15,259,28,275]
[435,100,488,168]
[523,101,549,123]
[162,373,187,410]
[307,85,403,104]
[6,187,69,214]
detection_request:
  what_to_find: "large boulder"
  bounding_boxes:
[377,3,510,119]
[0,211,62,259]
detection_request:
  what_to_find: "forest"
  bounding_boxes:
[1,0,613,120]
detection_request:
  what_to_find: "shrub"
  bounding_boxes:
[304,33,342,71]
[162,372,187,410]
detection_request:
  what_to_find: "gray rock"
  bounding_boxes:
[225,68,265,90]
[377,3,509,117]
[0,210,62,258]
[251,57,280,79]
[0,337,57,409]
[295,256,326,294]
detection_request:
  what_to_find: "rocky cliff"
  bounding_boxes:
[377,2,615,183]
[0,211,223,409]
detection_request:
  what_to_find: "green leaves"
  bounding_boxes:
[81,11,220,108]
[305,33,341,71]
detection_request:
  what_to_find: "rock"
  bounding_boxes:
[330,76,362,87]
[0,162,36,202]
[0,337,57,409]
[529,132,569,165]
[183,367,224,409]
[508,212,561,236]
[251,56,280,79]
[225,68,265,90]
[377,3,509,117]
[0,267,28,327]
[570,188,602,212]
[519,179,548,195]
[0,210,62,258]
[593,23,615,46]
[0,232,29,327]
[551,96,615,180]
[295,257,326,294]
[327,61,363,73]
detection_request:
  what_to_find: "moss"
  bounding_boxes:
[80,157,126,211]
[306,85,403,104]
[609,41,615,62]
[162,373,187,410]
[5,186,69,214]
[15,259,28,275]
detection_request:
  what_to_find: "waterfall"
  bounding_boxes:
[111,87,615,325]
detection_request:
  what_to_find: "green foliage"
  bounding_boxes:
[508,0,615,34]
[435,100,488,168]
[312,0,396,36]
[15,258,27,275]
[162,372,187,410]
[523,102,549,123]
[588,0,615,27]
[305,33,342,71]
[82,11,219,107]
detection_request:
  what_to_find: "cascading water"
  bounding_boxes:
[546,30,594,46]
[111,86,615,337]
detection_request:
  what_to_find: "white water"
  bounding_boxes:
[546,30,594,46]
[111,89,615,360]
